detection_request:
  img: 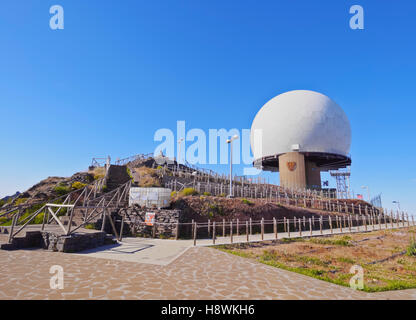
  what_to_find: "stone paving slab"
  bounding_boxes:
[72,237,192,266]
[1,246,416,300]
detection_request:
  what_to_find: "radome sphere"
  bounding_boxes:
[250,90,351,166]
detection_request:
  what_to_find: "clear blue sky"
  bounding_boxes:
[1,1,415,214]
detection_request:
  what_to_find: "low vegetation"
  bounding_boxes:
[92,167,106,180]
[180,188,198,196]
[134,167,161,187]
[14,198,28,206]
[406,236,416,257]
[217,228,416,292]
[54,184,71,196]
[241,198,254,205]
[71,181,86,190]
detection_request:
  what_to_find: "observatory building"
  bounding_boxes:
[250,90,351,190]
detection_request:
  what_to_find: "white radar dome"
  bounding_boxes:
[250,90,351,162]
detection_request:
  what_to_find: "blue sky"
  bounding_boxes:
[0,1,415,214]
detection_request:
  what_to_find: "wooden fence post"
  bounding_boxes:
[101,209,107,232]
[236,219,239,237]
[249,217,252,235]
[348,216,352,232]
[329,216,333,234]
[284,217,287,232]
[230,221,233,244]
[340,216,343,233]
[392,211,395,228]
[273,217,277,239]
[222,219,225,237]
[287,220,290,238]
[208,219,211,237]
[364,215,367,231]
[261,218,264,240]
[8,214,18,244]
[309,218,312,236]
[246,220,249,242]
[212,221,216,244]
[299,218,302,237]
[319,216,323,235]
[193,222,197,246]
[175,221,179,240]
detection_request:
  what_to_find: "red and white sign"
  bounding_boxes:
[145,212,156,226]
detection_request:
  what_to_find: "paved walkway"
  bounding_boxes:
[67,222,409,266]
[72,237,193,266]
[1,245,416,299]
[0,222,415,299]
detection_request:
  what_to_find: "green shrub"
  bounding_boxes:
[180,188,198,196]
[71,181,86,190]
[406,238,416,256]
[0,217,9,225]
[54,185,70,196]
[241,198,254,205]
[310,237,351,246]
[219,193,226,197]
[171,191,177,197]
[126,167,133,179]
[14,198,28,206]
[33,212,45,224]
[0,200,5,207]
[203,192,211,196]
[84,223,96,230]
[207,203,224,217]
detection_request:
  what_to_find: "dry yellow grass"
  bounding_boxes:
[132,167,161,187]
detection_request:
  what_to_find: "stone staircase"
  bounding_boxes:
[105,165,131,191]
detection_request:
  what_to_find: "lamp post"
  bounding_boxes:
[361,185,370,202]
[226,135,239,198]
[177,138,184,171]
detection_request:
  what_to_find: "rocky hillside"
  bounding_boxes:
[171,195,340,224]
[0,172,96,210]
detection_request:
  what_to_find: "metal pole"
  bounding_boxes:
[229,141,233,197]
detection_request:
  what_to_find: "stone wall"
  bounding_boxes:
[126,208,182,239]
[41,231,107,252]
[0,231,42,250]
